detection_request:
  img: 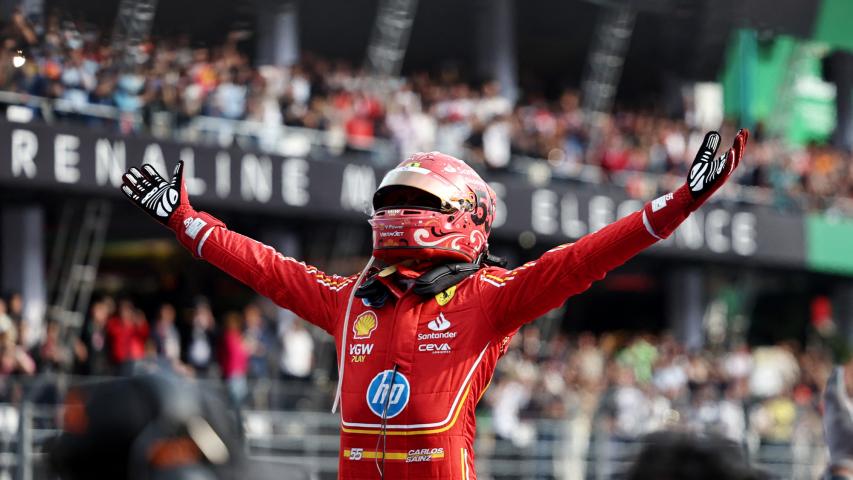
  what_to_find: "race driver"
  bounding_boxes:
[121,128,748,479]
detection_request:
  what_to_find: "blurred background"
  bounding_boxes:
[0,0,852,478]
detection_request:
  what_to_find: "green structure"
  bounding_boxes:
[722,30,836,145]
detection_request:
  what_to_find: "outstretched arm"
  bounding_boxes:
[121,162,351,334]
[478,129,749,337]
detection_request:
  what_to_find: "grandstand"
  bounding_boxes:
[0,0,852,478]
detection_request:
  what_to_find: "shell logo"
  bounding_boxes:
[353,311,379,339]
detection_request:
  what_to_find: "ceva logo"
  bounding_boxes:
[418,343,451,353]
[427,313,451,332]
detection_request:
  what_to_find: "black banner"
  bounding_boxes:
[0,121,806,267]
[494,180,805,267]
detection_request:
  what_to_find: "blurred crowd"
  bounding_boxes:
[0,292,317,408]
[486,326,831,454]
[1,10,853,215]
[0,286,835,451]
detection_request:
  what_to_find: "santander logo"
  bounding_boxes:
[428,313,451,332]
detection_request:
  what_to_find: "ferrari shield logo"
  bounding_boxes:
[435,285,457,307]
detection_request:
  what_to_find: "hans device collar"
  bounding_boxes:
[355,254,506,304]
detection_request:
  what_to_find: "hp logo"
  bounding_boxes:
[366,370,410,419]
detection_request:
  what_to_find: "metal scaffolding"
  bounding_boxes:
[365,0,419,77]
[580,5,637,123]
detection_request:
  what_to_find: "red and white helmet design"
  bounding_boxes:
[370,152,497,264]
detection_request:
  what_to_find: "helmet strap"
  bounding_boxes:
[412,263,481,297]
[476,248,508,268]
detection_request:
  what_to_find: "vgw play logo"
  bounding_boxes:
[366,370,411,419]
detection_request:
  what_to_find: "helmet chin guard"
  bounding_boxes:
[370,152,496,264]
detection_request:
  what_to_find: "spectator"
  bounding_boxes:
[0,299,12,333]
[60,47,97,109]
[750,391,798,444]
[243,303,272,379]
[34,321,68,372]
[723,342,753,386]
[211,67,247,120]
[609,365,651,436]
[73,297,111,376]
[151,303,181,364]
[750,345,800,399]
[0,321,34,376]
[218,312,249,407]
[653,350,688,400]
[182,299,216,376]
[278,318,314,381]
[618,336,658,385]
[490,366,535,447]
[345,112,375,151]
[105,299,149,375]
[574,331,605,390]
[6,293,22,326]
[717,383,748,443]
[482,115,512,169]
[276,317,315,409]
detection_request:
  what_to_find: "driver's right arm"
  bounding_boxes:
[193,225,352,335]
[121,162,351,335]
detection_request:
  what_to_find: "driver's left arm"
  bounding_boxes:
[478,129,748,338]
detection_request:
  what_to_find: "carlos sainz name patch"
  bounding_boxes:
[345,448,445,463]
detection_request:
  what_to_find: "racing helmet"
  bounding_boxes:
[370,152,497,264]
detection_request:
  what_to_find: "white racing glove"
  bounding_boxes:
[121,161,223,258]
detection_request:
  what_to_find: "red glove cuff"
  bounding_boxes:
[642,184,694,240]
[168,206,225,258]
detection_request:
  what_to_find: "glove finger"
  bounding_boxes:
[122,172,147,195]
[173,161,188,204]
[732,128,749,169]
[736,128,749,148]
[172,161,184,181]
[128,167,153,189]
[693,131,721,165]
[689,163,707,191]
[142,164,166,185]
[721,148,736,177]
[121,184,140,201]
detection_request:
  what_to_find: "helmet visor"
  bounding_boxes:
[373,185,442,211]
[373,167,463,212]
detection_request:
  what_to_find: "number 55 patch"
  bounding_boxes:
[348,448,363,460]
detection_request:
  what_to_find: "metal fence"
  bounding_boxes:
[0,374,830,480]
[241,409,828,480]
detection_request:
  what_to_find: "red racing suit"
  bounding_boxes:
[169,183,700,479]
